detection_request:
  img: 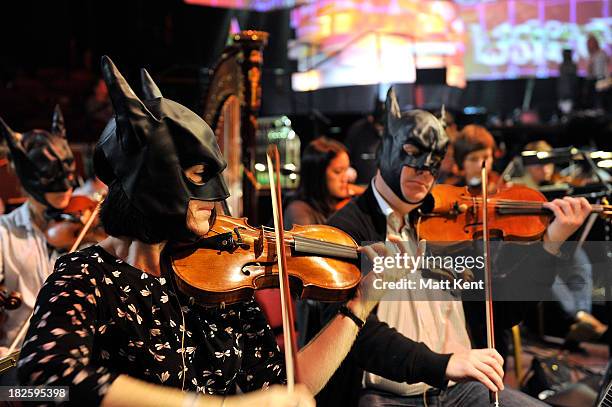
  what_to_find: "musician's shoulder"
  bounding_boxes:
[46,247,109,295]
[0,203,28,230]
[53,246,108,276]
[327,200,371,241]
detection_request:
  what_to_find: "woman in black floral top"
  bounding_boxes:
[17,58,400,407]
[18,244,287,405]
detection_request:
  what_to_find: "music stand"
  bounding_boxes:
[414,67,447,108]
[415,68,447,85]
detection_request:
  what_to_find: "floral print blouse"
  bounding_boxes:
[17,246,285,405]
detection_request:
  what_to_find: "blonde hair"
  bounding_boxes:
[523,140,552,152]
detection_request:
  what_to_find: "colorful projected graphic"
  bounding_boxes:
[185,0,611,87]
[289,1,466,90]
[460,0,612,79]
[184,0,299,12]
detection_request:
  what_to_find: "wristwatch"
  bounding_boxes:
[338,304,365,329]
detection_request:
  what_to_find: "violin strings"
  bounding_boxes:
[261,236,357,259]
[461,198,546,210]
[462,198,544,205]
[461,197,612,210]
[274,234,357,253]
[213,197,612,253]
[456,199,611,214]
[260,226,358,251]
[211,225,358,255]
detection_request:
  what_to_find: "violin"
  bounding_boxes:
[459,170,506,196]
[169,214,361,306]
[45,195,106,250]
[416,183,612,243]
[170,145,362,390]
[424,170,612,405]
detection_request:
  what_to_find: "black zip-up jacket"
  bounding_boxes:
[315,184,559,407]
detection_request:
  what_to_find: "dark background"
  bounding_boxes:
[1,0,611,345]
[0,0,610,151]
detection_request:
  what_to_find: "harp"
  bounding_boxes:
[203,30,268,223]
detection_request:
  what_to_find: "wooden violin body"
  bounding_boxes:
[45,195,106,250]
[416,184,550,243]
[170,215,361,306]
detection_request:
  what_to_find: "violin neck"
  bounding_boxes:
[497,207,549,215]
[293,236,359,260]
[497,203,612,217]
[592,204,612,213]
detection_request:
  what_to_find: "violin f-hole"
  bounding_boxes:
[255,228,265,258]
[464,221,481,235]
[242,261,276,276]
[471,229,503,241]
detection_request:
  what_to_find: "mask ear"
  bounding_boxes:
[101,56,156,149]
[51,104,66,137]
[140,68,163,100]
[0,117,22,152]
[0,117,30,170]
[439,104,447,129]
[385,87,402,136]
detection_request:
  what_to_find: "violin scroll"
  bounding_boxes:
[0,285,21,311]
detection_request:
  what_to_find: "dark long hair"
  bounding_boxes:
[100,180,171,244]
[100,179,216,244]
[296,137,348,219]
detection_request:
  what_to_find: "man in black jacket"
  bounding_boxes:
[315,88,591,406]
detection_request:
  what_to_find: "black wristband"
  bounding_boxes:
[338,305,365,329]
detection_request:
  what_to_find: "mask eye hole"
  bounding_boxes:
[184,164,207,185]
[403,144,421,156]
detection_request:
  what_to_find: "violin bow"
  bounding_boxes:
[69,199,103,253]
[481,162,499,407]
[266,144,300,390]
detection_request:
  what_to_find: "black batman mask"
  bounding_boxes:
[378,87,448,204]
[0,106,76,208]
[94,56,229,242]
